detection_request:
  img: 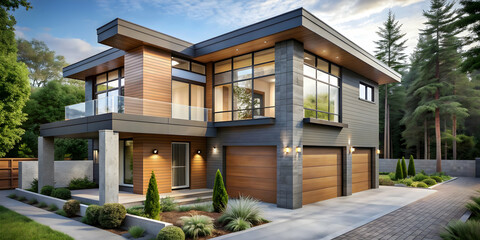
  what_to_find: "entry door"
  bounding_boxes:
[172,143,189,189]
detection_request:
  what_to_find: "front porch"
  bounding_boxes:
[71,188,213,208]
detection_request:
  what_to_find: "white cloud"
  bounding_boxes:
[14,26,30,39]
[36,33,108,64]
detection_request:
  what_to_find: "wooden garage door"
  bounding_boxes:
[352,148,372,193]
[226,146,277,203]
[302,147,342,205]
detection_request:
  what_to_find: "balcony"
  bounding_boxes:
[65,96,211,122]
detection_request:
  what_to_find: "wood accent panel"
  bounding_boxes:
[205,62,213,121]
[131,134,206,194]
[352,148,372,193]
[226,146,276,203]
[0,158,37,190]
[302,147,342,205]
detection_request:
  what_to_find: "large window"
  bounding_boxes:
[359,82,374,102]
[303,52,341,122]
[214,48,275,122]
[95,68,124,99]
[119,139,133,185]
[172,57,206,75]
[172,80,205,121]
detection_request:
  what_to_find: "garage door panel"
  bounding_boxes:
[227,166,276,179]
[352,182,370,193]
[227,155,276,167]
[227,187,276,203]
[352,163,369,173]
[302,186,341,205]
[352,148,372,193]
[352,172,370,183]
[303,154,339,167]
[303,165,341,179]
[303,176,340,192]
[227,176,276,191]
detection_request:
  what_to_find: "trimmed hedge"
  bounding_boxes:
[156,226,185,240]
[413,173,428,182]
[430,176,443,183]
[423,178,437,186]
[63,200,80,217]
[51,188,71,200]
[68,177,97,190]
[99,203,126,229]
[40,185,54,196]
[411,181,428,188]
[85,205,103,226]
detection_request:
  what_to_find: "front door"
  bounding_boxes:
[172,142,189,189]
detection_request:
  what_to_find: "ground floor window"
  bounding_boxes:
[119,140,133,185]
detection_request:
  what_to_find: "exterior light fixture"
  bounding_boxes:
[93,149,99,163]
[152,149,158,154]
[213,147,217,153]
[284,147,291,154]
[376,149,381,154]
[196,149,202,154]
[295,146,302,153]
[350,147,356,153]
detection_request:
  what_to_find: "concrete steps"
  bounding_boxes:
[122,189,213,208]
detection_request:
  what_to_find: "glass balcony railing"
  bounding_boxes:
[65,96,211,122]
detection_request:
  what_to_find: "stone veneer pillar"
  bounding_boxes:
[38,136,54,192]
[99,130,119,205]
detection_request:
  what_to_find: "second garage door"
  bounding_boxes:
[226,146,277,203]
[302,147,342,205]
[352,148,372,193]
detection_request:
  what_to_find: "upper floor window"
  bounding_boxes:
[303,52,341,122]
[95,68,124,99]
[213,48,275,122]
[359,83,374,102]
[172,57,205,75]
[172,80,205,121]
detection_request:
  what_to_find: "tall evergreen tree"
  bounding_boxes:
[454,0,480,73]
[374,10,407,159]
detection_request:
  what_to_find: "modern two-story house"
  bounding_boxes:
[37,8,401,209]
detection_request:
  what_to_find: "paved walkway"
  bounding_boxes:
[0,190,125,240]
[335,177,480,240]
[215,184,436,240]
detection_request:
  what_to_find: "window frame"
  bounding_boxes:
[94,67,124,99]
[213,48,275,122]
[171,55,206,75]
[359,82,374,102]
[303,50,342,122]
[171,78,206,121]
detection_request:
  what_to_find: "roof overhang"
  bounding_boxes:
[63,48,125,80]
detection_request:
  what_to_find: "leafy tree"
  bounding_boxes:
[401,157,407,179]
[395,159,403,180]
[408,155,416,177]
[454,0,480,73]
[144,171,160,220]
[0,0,31,157]
[17,39,67,87]
[374,10,407,159]
[212,169,228,212]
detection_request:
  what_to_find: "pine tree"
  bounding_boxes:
[374,10,407,159]
[454,0,480,73]
[395,159,403,180]
[144,171,160,219]
[212,169,228,212]
[408,155,416,176]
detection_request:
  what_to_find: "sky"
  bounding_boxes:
[11,0,436,64]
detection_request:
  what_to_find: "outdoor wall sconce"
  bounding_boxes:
[93,149,99,163]
[376,149,381,154]
[213,147,217,153]
[295,146,302,153]
[152,149,158,154]
[284,147,291,154]
[196,149,202,154]
[350,147,356,154]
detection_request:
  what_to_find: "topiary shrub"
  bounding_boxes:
[395,159,403,180]
[85,205,103,225]
[430,176,443,183]
[414,182,428,188]
[99,203,126,229]
[401,157,407,180]
[440,220,480,240]
[212,169,228,212]
[407,155,416,177]
[423,178,437,186]
[144,171,161,220]
[180,215,214,238]
[63,200,80,217]
[51,188,71,200]
[413,173,428,182]
[156,226,185,240]
[40,185,54,196]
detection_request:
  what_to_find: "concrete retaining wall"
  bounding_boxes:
[379,158,476,177]
[19,161,93,189]
[15,188,89,216]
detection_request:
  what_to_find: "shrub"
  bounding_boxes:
[55,209,68,217]
[466,196,480,218]
[160,197,177,212]
[38,202,47,208]
[399,178,413,186]
[127,206,147,218]
[423,178,437,186]
[68,176,97,190]
[401,157,407,179]
[388,172,396,180]
[99,203,126,229]
[212,169,228,212]
[48,204,58,211]
[379,177,394,186]
[18,196,26,201]
[145,171,161,219]
[27,198,38,205]
[51,188,71,200]
[225,217,252,232]
[40,185,54,196]
[414,182,428,188]
[63,200,80,217]
[395,159,403,180]
[85,205,103,225]
[7,193,16,199]
[178,203,213,212]
[407,155,416,177]
[440,220,480,240]
[218,196,264,227]
[413,173,428,182]
[430,176,443,183]
[180,215,214,239]
[157,226,185,240]
[129,226,145,239]
[420,170,427,175]
[28,178,38,192]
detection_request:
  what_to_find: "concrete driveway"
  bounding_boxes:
[214,186,435,240]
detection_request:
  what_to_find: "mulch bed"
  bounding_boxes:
[160,210,232,239]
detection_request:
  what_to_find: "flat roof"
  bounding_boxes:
[64,8,400,84]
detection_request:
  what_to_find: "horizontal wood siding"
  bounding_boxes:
[352,148,372,193]
[302,147,342,205]
[226,146,277,203]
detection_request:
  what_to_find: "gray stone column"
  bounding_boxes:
[275,40,304,209]
[99,130,119,205]
[373,147,379,188]
[344,146,352,196]
[38,136,54,192]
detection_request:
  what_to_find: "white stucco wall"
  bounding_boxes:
[19,160,93,189]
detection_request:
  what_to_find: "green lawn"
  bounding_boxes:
[0,205,73,240]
